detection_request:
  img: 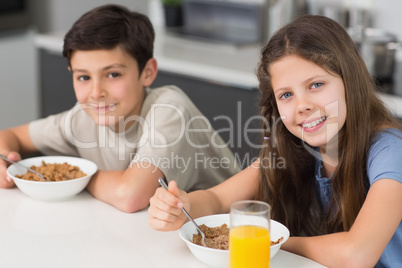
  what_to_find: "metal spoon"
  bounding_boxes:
[0,154,47,181]
[158,177,209,247]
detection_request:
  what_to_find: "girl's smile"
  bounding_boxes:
[300,115,327,132]
[270,54,347,148]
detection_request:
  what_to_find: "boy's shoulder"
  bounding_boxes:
[147,85,187,100]
[144,85,195,109]
[141,84,205,120]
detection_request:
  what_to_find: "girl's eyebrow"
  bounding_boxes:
[274,75,327,93]
[273,87,288,97]
[302,75,325,85]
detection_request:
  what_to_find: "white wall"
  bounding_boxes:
[0,28,39,129]
[308,0,402,40]
[31,0,148,33]
[372,0,402,42]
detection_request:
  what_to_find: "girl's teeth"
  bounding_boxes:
[302,116,326,128]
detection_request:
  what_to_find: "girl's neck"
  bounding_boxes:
[319,138,339,178]
[320,160,336,178]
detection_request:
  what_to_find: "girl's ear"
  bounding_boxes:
[142,58,158,87]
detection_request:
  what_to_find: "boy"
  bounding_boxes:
[0,4,240,212]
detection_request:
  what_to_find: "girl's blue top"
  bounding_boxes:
[314,128,402,268]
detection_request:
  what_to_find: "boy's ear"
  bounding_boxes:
[142,58,158,87]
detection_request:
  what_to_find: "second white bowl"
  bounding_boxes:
[179,213,290,267]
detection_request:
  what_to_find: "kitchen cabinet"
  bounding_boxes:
[152,71,261,163]
[39,49,75,117]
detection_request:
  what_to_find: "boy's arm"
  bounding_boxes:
[0,124,38,188]
[282,178,402,268]
[85,163,163,213]
[0,124,37,153]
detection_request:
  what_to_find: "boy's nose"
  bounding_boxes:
[90,81,106,99]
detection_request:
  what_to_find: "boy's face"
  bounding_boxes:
[69,46,156,132]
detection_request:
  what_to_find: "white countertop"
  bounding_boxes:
[34,29,402,118]
[0,188,325,268]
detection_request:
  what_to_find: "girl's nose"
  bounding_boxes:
[296,95,314,114]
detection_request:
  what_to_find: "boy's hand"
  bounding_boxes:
[148,180,189,231]
[0,152,20,188]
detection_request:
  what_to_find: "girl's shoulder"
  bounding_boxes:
[367,128,402,185]
[371,128,402,146]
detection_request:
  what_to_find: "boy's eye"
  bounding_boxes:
[78,75,90,82]
[311,82,323,89]
[280,92,292,99]
[108,72,121,78]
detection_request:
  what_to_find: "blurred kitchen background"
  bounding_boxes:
[1,0,402,159]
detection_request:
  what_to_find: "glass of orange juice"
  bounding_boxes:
[229,200,271,268]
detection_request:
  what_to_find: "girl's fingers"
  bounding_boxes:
[151,188,183,216]
[167,180,184,208]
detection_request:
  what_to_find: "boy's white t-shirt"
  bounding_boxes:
[29,85,241,191]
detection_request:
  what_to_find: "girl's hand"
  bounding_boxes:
[0,152,20,188]
[148,180,189,231]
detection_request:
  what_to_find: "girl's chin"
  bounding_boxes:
[298,136,327,148]
[299,134,339,149]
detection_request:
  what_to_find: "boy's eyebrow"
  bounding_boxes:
[103,64,127,70]
[71,64,127,73]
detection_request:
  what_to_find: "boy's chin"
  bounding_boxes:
[94,118,127,132]
[90,114,130,132]
[93,117,115,127]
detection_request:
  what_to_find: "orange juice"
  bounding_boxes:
[229,225,270,268]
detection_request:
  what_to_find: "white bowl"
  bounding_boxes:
[179,213,289,268]
[7,156,97,202]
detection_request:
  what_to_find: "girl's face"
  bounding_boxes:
[270,54,347,149]
[70,46,156,132]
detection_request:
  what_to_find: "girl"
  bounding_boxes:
[148,15,402,267]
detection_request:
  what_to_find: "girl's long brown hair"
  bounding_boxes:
[256,15,402,235]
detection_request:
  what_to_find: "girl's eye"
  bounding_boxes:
[78,75,90,82]
[311,82,323,89]
[108,72,121,78]
[280,92,292,99]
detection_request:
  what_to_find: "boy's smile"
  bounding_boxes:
[270,54,347,149]
[69,46,156,132]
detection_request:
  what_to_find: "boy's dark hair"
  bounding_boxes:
[63,4,154,74]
